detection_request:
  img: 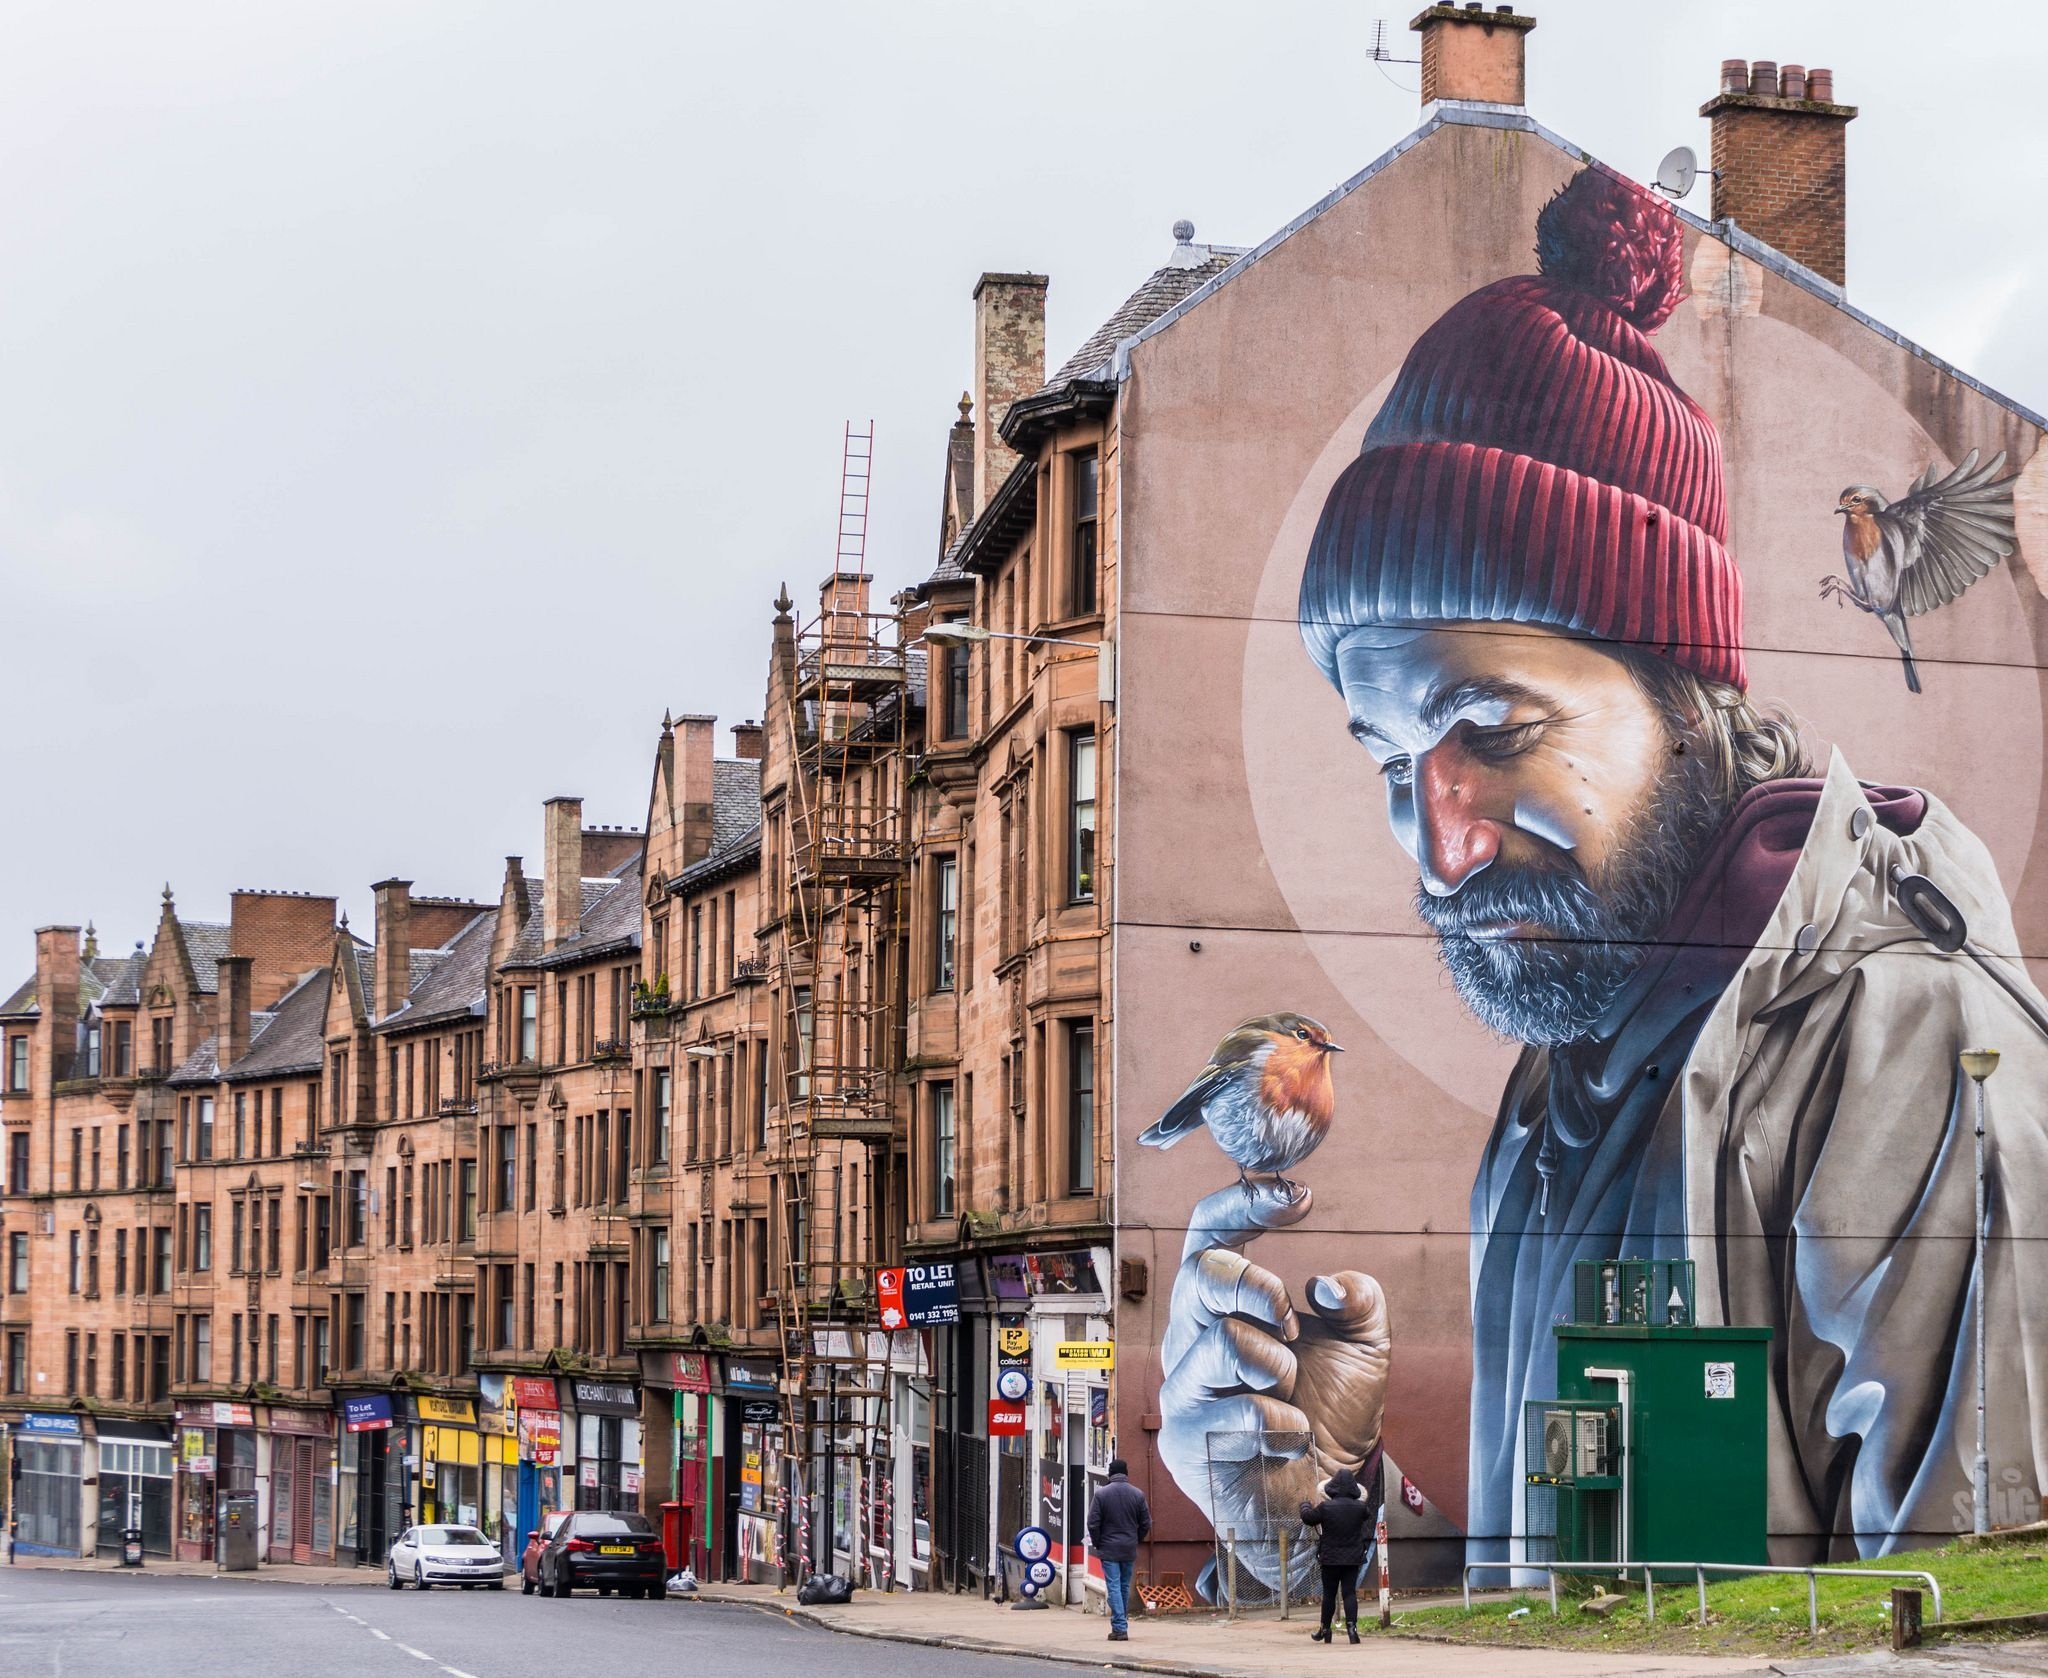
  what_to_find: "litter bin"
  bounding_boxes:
[121,1527,145,1568]
[660,1500,695,1572]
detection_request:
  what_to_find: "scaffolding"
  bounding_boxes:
[772,421,909,1591]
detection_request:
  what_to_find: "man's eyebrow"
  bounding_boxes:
[1418,677,1552,733]
[1346,716,1395,748]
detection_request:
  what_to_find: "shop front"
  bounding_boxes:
[563,1377,640,1513]
[94,1419,175,1559]
[986,1248,1113,1610]
[476,1378,518,1562]
[339,1392,405,1567]
[416,1393,500,1537]
[13,1411,86,1556]
[265,1406,335,1565]
[723,1355,782,1584]
[172,1401,255,1562]
[508,1375,563,1555]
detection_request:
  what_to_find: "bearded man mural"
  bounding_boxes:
[1155,165,2048,1580]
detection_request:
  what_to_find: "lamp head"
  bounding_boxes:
[920,621,989,647]
[1960,1048,2002,1082]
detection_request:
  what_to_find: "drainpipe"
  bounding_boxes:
[1583,1367,1633,1564]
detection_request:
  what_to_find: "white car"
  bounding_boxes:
[387,1524,508,1590]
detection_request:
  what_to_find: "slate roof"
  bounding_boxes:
[533,853,644,970]
[503,884,546,967]
[96,950,145,1007]
[227,966,334,1078]
[376,910,496,1033]
[181,921,231,994]
[677,759,765,891]
[1045,245,1242,390]
[1,948,142,1018]
[168,1035,219,1085]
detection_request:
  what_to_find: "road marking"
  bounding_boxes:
[370,1628,391,1641]
[441,1668,479,1678]
[397,1645,434,1662]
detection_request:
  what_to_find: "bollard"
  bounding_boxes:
[1807,1571,1819,1635]
[1278,1528,1290,1620]
[1376,1515,1391,1629]
[1643,1567,1655,1623]
[1696,1566,1708,1626]
[1549,1570,1558,1617]
[1891,1586,1924,1650]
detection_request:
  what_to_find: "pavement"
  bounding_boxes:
[10,1553,2048,1677]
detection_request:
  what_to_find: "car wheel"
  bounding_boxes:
[521,1573,535,1596]
[489,1579,505,1592]
[388,1565,403,1590]
[651,1580,667,1602]
[554,1567,572,1600]
[415,1562,431,1591]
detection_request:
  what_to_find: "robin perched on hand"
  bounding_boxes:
[1139,1012,1343,1201]
[1820,448,2018,693]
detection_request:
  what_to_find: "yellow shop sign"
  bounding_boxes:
[417,1396,476,1425]
[1054,1341,1114,1370]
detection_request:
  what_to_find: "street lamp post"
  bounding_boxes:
[917,620,1115,703]
[1959,1047,2001,1535]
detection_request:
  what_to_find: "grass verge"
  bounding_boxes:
[1365,1539,2048,1656]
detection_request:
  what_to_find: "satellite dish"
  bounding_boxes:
[1654,145,1698,200]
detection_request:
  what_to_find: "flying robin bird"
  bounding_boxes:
[1139,1012,1343,1201]
[1819,449,2019,693]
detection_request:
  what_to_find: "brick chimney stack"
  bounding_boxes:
[1412,5,1536,107]
[1702,58,1856,287]
[33,925,81,1084]
[972,273,1047,517]
[731,720,765,761]
[372,879,413,1018]
[543,797,584,951]
[216,954,253,1067]
[675,716,717,867]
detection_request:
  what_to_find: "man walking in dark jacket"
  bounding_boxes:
[1300,1469,1372,1644]
[1086,1460,1151,1640]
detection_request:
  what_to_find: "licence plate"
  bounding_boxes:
[599,1545,633,1556]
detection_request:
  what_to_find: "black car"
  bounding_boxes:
[536,1509,668,1599]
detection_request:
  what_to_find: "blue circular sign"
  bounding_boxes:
[1019,1578,1039,1597]
[1014,1525,1051,1563]
[996,1368,1030,1402]
[1026,1558,1056,1587]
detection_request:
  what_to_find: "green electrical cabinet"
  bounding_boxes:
[1528,1261,1772,1574]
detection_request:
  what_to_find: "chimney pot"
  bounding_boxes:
[1721,58,1747,93]
[1779,62,1806,100]
[1748,59,1777,95]
[1807,66,1833,102]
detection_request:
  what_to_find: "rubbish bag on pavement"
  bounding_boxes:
[796,1574,855,1606]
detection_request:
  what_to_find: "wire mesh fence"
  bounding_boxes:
[1202,1428,1324,1609]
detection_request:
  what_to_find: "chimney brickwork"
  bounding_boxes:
[372,879,413,1018]
[228,889,337,1007]
[543,797,584,950]
[1703,61,1856,287]
[972,273,1047,516]
[216,953,253,1066]
[1413,4,1536,106]
[675,715,717,867]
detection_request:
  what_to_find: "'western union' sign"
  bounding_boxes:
[1055,1341,1114,1370]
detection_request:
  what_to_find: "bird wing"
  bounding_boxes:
[1877,450,2020,618]
[1137,1026,1268,1149]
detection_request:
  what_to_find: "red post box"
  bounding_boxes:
[661,1499,696,1572]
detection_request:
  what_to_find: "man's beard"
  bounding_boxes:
[1415,757,1728,1047]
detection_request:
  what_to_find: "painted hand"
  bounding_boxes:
[1156,1180,1391,1599]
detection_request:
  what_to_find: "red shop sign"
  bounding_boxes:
[988,1400,1029,1438]
[510,1376,561,1411]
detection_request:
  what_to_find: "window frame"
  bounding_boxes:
[1067,731,1098,903]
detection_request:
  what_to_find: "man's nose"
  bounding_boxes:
[1413,747,1504,896]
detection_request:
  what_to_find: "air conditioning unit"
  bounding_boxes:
[1538,1405,1609,1481]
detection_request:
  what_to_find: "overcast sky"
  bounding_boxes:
[4,0,2045,971]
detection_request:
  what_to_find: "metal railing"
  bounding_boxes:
[1462,1559,1944,1633]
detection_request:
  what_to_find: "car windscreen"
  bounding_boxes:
[421,1526,492,1548]
[569,1513,654,1538]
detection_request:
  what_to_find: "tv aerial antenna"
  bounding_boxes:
[1652,144,1718,201]
[1369,19,1420,64]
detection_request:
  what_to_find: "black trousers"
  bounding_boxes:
[1318,1564,1359,1629]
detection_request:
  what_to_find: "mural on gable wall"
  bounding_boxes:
[1138,166,2048,1596]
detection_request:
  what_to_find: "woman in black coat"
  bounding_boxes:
[1298,1468,1372,1644]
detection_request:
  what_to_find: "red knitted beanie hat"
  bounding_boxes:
[1299,168,1744,691]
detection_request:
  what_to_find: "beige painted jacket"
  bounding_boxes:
[1681,749,2048,1557]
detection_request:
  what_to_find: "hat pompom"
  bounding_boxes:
[1535,169,1685,332]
